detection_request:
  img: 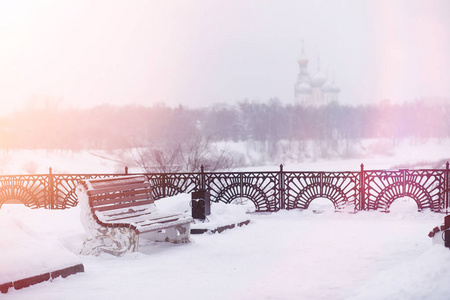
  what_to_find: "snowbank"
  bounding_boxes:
[0,206,83,285]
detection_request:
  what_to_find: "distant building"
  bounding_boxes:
[294,44,340,106]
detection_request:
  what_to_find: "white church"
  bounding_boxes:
[294,45,340,106]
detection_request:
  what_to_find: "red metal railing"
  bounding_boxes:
[0,163,449,213]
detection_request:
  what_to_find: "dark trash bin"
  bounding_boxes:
[191,190,211,220]
[444,215,450,248]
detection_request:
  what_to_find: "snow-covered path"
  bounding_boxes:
[2,203,449,300]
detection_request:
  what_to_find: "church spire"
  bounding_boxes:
[317,55,321,72]
[298,40,308,66]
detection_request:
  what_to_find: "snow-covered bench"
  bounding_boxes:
[76,175,193,256]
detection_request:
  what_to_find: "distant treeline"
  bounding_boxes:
[0,99,449,151]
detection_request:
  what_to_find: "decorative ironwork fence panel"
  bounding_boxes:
[406,170,446,211]
[284,171,360,210]
[0,175,49,208]
[362,168,446,212]
[0,163,449,213]
[144,173,201,200]
[205,171,280,211]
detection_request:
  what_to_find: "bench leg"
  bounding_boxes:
[142,224,191,244]
[171,224,191,243]
[80,227,139,256]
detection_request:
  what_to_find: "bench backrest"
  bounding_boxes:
[81,175,153,213]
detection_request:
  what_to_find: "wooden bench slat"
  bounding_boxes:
[100,206,155,218]
[135,215,182,226]
[90,188,152,202]
[88,180,148,192]
[136,217,193,233]
[124,213,180,224]
[87,182,150,196]
[92,194,153,207]
[102,211,154,222]
[102,211,181,224]
[87,175,147,186]
[94,199,154,212]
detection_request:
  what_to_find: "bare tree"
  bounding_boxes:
[132,134,242,173]
[178,134,242,172]
[132,142,182,173]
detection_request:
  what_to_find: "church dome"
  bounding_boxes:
[322,80,340,93]
[311,71,327,87]
[295,81,312,93]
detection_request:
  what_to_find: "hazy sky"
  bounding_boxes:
[1,0,450,114]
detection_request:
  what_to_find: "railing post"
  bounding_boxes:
[162,173,166,198]
[124,166,128,175]
[240,172,243,199]
[319,172,324,197]
[359,163,365,211]
[279,164,285,210]
[201,165,205,191]
[402,169,407,197]
[48,167,54,209]
[446,162,449,214]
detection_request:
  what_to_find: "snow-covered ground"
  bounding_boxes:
[1,139,450,299]
[1,198,449,300]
